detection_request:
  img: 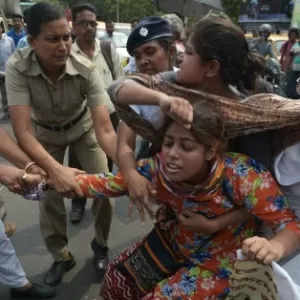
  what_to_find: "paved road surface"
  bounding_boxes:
[0,120,299,299]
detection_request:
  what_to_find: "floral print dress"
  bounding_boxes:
[76,152,300,300]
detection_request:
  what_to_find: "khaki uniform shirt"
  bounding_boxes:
[72,39,124,114]
[5,47,110,126]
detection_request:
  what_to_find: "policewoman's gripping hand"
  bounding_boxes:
[47,165,85,198]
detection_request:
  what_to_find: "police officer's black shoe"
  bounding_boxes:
[10,282,56,299]
[70,197,86,224]
[43,253,76,286]
[91,238,109,270]
[70,206,85,224]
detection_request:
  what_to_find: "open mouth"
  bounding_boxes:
[165,163,181,174]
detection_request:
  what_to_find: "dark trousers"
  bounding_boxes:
[286,70,300,99]
[0,80,9,117]
[70,112,119,209]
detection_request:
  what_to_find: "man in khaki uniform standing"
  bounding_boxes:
[6,3,117,286]
[69,3,123,223]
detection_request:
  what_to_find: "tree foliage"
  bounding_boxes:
[39,0,160,22]
[35,0,245,24]
[221,0,245,23]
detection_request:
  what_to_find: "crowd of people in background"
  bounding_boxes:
[0,1,300,300]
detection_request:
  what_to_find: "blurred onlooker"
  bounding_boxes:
[249,24,276,59]
[0,22,15,120]
[252,30,259,38]
[162,13,185,67]
[16,34,28,50]
[101,20,115,42]
[280,27,300,72]
[7,14,26,47]
[124,17,139,74]
[286,38,300,99]
[16,10,29,50]
[70,3,123,223]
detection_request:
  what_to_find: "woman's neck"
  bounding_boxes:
[184,161,211,186]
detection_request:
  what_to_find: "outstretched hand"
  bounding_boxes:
[47,166,86,198]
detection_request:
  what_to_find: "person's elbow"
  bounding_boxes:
[107,76,127,104]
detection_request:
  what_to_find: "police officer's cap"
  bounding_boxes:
[126,16,173,56]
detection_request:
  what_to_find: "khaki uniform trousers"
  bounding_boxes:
[34,112,113,261]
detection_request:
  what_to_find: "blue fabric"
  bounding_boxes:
[16,36,28,49]
[0,35,15,72]
[124,56,136,74]
[7,30,26,47]
[0,220,28,288]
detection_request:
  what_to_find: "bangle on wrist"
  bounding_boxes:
[24,162,37,173]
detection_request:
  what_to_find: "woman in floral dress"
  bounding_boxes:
[73,104,300,299]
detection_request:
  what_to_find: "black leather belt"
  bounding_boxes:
[34,106,88,132]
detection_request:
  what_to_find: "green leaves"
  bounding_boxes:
[221,0,244,23]
[36,0,243,24]
[49,0,160,22]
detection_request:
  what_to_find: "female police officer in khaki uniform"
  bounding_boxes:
[5,3,117,286]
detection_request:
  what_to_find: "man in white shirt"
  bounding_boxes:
[70,3,123,224]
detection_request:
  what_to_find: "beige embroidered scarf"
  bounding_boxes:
[225,259,279,300]
[114,74,300,157]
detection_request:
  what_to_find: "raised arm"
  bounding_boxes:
[108,72,193,129]
[108,71,177,106]
[108,77,164,106]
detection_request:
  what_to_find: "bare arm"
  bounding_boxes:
[108,79,164,106]
[269,229,300,259]
[87,68,118,164]
[108,71,179,106]
[117,121,137,175]
[117,121,157,220]
[91,106,118,164]
[9,106,62,173]
[0,127,32,169]
[107,73,193,130]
